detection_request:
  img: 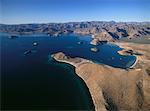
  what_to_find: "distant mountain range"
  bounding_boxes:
[0,21,150,41]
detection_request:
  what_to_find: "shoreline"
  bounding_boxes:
[51,53,92,67]
[51,41,150,111]
[117,48,138,68]
[51,52,108,111]
[130,56,138,68]
[115,42,150,68]
[51,51,138,111]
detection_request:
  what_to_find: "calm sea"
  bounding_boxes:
[1,33,136,110]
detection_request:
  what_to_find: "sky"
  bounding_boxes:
[1,0,150,24]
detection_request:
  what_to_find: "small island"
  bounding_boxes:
[90,47,99,52]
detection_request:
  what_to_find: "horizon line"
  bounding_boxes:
[1,20,150,25]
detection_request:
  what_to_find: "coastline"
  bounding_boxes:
[51,41,150,111]
[51,53,92,67]
[129,56,138,68]
[115,42,150,60]
[117,48,138,68]
[115,42,150,69]
[51,52,108,111]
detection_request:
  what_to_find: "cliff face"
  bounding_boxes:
[52,42,150,111]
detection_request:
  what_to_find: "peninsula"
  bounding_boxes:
[52,42,150,111]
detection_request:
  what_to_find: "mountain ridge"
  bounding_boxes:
[1,21,150,41]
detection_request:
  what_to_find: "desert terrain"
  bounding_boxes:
[52,41,150,111]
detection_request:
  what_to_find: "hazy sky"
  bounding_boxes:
[1,0,150,24]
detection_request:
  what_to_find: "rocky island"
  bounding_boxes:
[52,42,150,111]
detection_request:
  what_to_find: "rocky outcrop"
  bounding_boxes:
[96,31,114,41]
[90,38,100,45]
[90,31,113,45]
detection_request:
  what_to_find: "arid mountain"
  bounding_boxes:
[0,21,150,40]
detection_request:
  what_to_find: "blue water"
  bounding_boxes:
[3,34,136,68]
[1,33,136,110]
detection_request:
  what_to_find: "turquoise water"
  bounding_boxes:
[1,33,136,110]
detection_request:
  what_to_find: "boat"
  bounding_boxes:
[8,35,18,39]
[90,47,99,52]
[33,42,38,46]
[24,50,32,55]
[47,33,51,36]
[77,41,83,44]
